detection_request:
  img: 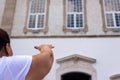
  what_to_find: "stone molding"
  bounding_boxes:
[56,54,97,80]
[57,54,96,64]
[1,0,16,35]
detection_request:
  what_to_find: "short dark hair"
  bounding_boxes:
[0,28,10,51]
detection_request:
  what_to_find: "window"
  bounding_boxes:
[28,0,46,30]
[63,0,87,33]
[103,0,120,29]
[67,0,84,29]
[24,0,49,33]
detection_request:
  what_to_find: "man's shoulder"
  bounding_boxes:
[0,55,32,66]
[0,56,32,80]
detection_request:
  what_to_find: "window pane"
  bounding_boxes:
[76,14,83,27]
[37,15,44,28]
[104,0,111,11]
[67,0,82,12]
[30,0,45,13]
[115,13,120,27]
[75,0,82,12]
[29,15,36,28]
[67,14,74,28]
[106,14,114,27]
[114,0,120,11]
[104,0,120,11]
[67,0,74,12]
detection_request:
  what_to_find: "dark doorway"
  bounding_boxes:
[61,72,91,80]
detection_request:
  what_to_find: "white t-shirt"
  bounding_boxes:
[0,56,32,80]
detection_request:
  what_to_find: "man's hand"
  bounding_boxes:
[34,44,54,59]
[34,44,54,51]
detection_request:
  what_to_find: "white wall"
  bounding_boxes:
[11,38,120,80]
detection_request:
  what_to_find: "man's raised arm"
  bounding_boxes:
[25,44,54,80]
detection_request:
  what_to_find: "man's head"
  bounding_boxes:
[0,28,13,57]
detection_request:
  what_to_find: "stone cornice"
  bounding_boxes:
[56,54,96,64]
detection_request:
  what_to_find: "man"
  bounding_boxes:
[0,28,54,80]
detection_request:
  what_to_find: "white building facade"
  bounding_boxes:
[0,0,120,80]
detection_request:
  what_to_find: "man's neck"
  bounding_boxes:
[0,50,7,57]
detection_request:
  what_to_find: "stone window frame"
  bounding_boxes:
[100,0,120,32]
[24,0,50,34]
[110,74,120,80]
[0,0,17,35]
[56,54,97,80]
[63,0,88,33]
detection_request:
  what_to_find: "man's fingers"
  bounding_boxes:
[34,46,40,50]
[49,44,54,48]
[34,46,37,49]
[34,44,54,50]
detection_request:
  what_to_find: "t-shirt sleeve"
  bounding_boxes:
[7,55,32,80]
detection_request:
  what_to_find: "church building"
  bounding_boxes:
[0,0,120,80]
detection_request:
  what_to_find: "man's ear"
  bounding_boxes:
[5,43,13,56]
